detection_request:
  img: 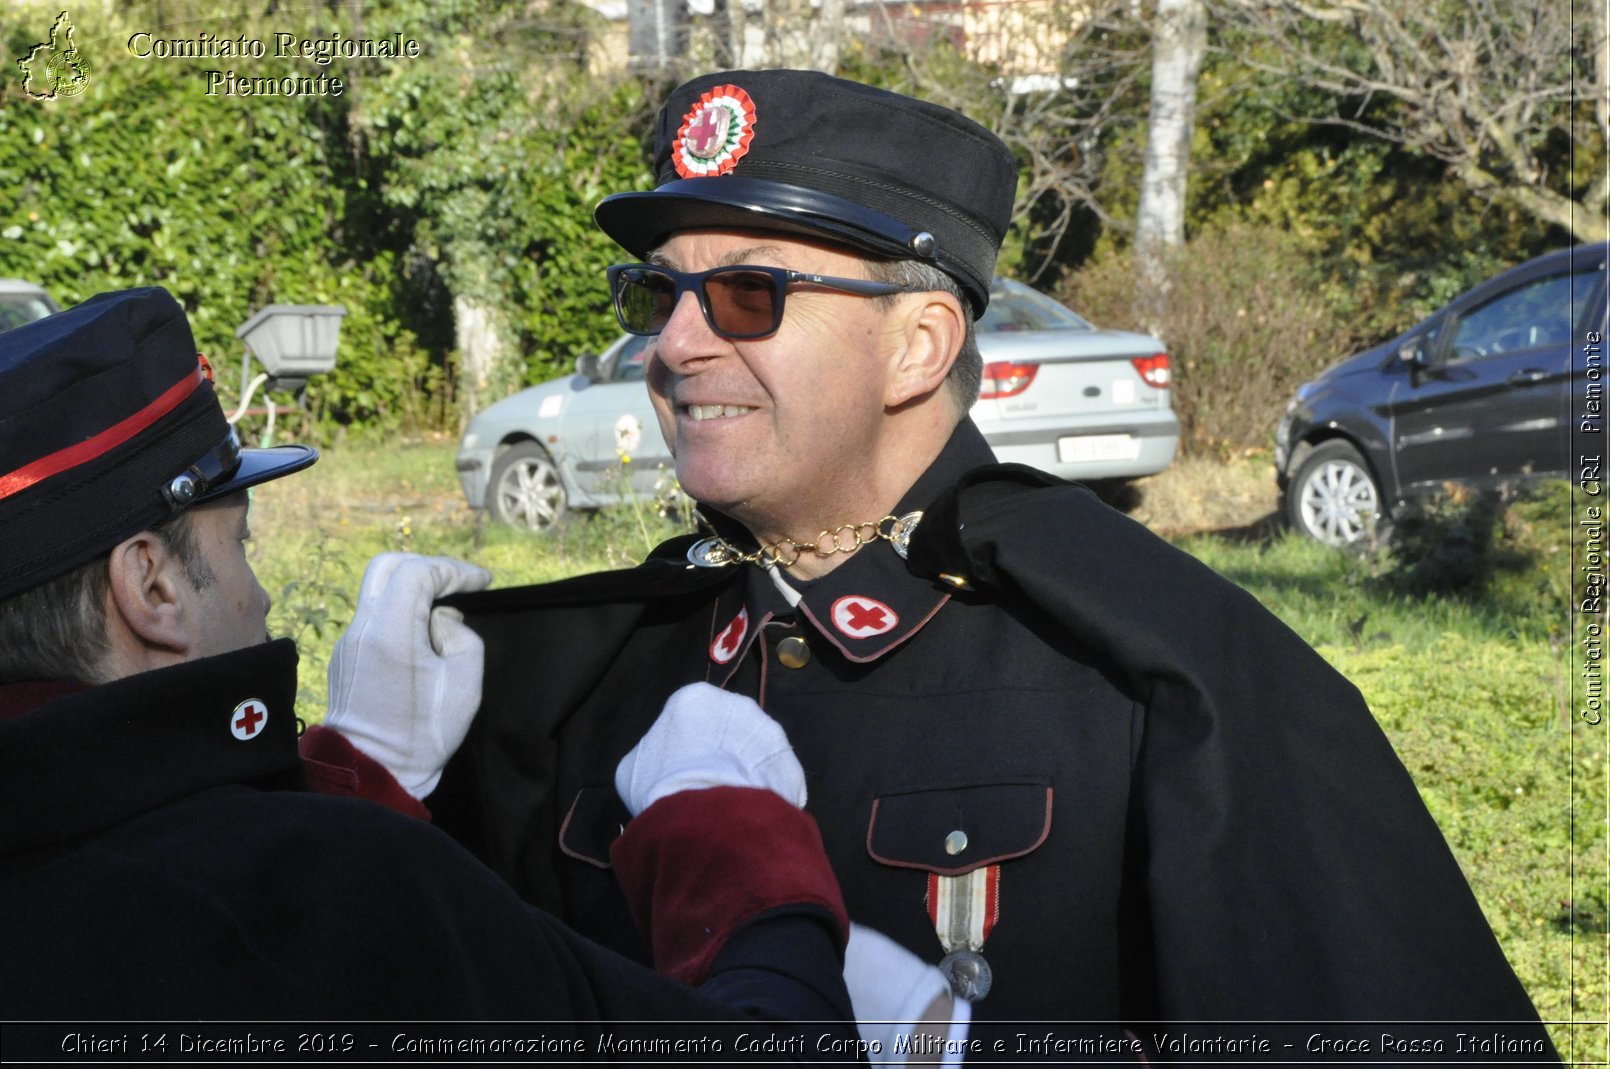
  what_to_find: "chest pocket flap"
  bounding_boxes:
[866,780,1052,877]
[559,785,631,869]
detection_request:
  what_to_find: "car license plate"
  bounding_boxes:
[1058,434,1141,463]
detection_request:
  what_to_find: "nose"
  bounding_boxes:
[651,289,726,373]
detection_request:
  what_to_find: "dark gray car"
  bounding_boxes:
[1276,244,1608,545]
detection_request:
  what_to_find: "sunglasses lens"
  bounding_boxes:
[703,270,782,338]
[615,269,677,334]
[611,266,786,338]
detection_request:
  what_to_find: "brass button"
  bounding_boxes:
[944,829,968,855]
[777,635,811,669]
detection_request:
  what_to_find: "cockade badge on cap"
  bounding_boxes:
[673,84,756,178]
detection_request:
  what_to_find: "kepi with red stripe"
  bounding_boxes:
[0,287,318,600]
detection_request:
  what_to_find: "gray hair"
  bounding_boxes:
[865,259,982,415]
[0,511,213,685]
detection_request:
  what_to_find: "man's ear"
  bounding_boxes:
[104,531,192,659]
[885,292,966,409]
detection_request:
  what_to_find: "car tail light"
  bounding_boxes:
[1131,353,1171,388]
[979,361,1039,399]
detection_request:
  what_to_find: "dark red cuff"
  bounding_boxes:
[0,679,87,720]
[299,724,431,822]
[609,786,849,986]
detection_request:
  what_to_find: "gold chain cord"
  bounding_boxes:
[691,514,917,570]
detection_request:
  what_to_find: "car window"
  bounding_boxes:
[603,334,652,383]
[1446,268,1598,360]
[1397,320,1442,365]
[0,293,55,332]
[1570,261,1606,328]
[979,283,1092,333]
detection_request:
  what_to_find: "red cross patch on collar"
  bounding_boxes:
[789,546,950,664]
[710,606,749,665]
[830,595,899,639]
[230,698,268,741]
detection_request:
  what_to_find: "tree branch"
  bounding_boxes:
[1209,0,1592,238]
[1459,161,1609,242]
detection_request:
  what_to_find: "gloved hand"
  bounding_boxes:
[615,683,806,817]
[325,553,493,799]
[845,923,972,1068]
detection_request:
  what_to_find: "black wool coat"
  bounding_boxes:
[0,638,855,1047]
[435,423,1555,1059]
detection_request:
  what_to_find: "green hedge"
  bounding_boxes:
[1,1,652,435]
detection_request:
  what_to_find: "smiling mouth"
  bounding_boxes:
[684,404,756,421]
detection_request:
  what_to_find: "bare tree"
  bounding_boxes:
[812,0,847,71]
[704,0,845,71]
[1134,0,1207,336]
[873,0,1155,282]
[629,0,689,71]
[1212,0,1607,243]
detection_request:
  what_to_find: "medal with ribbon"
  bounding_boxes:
[925,864,1000,1002]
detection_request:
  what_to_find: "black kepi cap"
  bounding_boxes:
[0,287,317,600]
[594,69,1018,316]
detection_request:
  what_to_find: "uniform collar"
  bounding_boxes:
[697,418,996,556]
[0,638,307,854]
[704,420,997,670]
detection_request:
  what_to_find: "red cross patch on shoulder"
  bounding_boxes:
[673,84,757,179]
[230,698,268,741]
[710,606,749,665]
[831,595,899,639]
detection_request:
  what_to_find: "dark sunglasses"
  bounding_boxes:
[606,263,915,340]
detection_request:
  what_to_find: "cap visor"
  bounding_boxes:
[196,444,318,504]
[595,176,992,315]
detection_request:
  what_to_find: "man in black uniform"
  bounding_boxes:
[330,71,1557,1058]
[0,286,862,1047]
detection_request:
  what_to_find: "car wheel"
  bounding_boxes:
[487,443,567,533]
[1286,441,1385,546]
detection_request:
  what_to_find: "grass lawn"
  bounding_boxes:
[250,436,1606,1062]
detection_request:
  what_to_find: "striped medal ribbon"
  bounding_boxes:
[925,865,1000,1002]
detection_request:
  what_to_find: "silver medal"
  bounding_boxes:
[937,949,993,1002]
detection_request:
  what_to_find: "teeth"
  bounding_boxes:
[687,404,755,421]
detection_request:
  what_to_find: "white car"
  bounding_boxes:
[457,278,1179,531]
[0,280,60,332]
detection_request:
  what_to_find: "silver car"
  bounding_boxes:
[0,280,60,332]
[457,278,1178,531]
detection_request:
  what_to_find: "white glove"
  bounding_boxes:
[325,553,493,799]
[845,923,972,1068]
[614,683,806,817]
